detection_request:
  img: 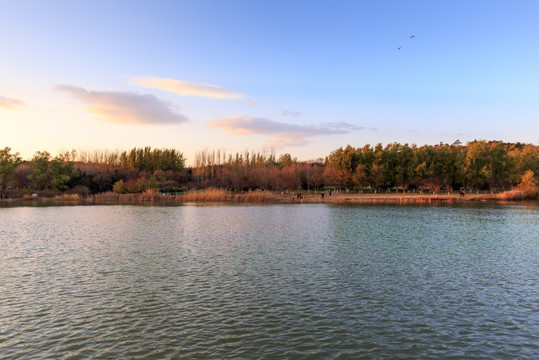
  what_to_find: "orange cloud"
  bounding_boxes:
[55,84,187,125]
[0,95,25,110]
[133,77,243,99]
[210,115,365,146]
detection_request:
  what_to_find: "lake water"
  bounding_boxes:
[0,203,538,359]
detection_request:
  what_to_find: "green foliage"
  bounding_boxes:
[465,141,514,191]
[326,145,358,188]
[120,147,185,173]
[510,144,539,180]
[27,151,74,190]
[278,153,295,169]
[0,147,21,188]
[50,153,74,190]
[322,141,533,193]
[145,170,167,190]
[78,147,185,173]
[28,151,52,190]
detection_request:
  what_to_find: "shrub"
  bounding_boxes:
[112,179,126,194]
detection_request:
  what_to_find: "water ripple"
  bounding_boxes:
[0,204,538,359]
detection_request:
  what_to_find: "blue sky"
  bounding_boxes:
[1,0,538,164]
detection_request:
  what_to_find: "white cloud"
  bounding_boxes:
[209,115,364,147]
[132,76,243,99]
[243,100,257,107]
[55,84,188,125]
[282,110,302,117]
[0,95,25,110]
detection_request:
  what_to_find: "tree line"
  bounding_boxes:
[0,147,186,195]
[0,141,537,195]
[324,141,538,193]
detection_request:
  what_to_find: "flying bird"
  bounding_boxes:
[398,35,415,50]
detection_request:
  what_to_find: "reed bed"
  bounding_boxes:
[6,188,537,206]
[493,189,538,201]
[317,195,466,204]
[17,193,83,203]
[92,191,120,202]
[92,190,164,203]
[52,193,81,201]
[176,188,231,202]
[173,188,275,203]
[140,189,161,202]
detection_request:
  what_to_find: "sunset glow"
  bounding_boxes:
[1,1,537,163]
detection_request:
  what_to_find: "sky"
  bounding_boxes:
[1,0,538,164]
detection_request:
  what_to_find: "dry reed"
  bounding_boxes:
[58,193,81,201]
[9,187,537,206]
[93,191,120,202]
[139,189,161,202]
[493,189,538,201]
[175,188,231,202]
[172,188,275,203]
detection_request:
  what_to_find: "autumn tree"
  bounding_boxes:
[517,170,537,197]
[4,141,537,194]
[278,165,300,191]
[12,163,31,188]
[248,165,272,189]
[298,162,324,191]
[511,144,539,182]
[352,164,369,190]
[323,165,349,191]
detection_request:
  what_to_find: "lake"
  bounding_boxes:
[0,204,538,359]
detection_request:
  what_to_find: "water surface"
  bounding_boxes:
[1,204,538,359]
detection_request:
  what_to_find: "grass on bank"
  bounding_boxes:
[493,189,538,201]
[5,181,538,205]
[494,170,538,201]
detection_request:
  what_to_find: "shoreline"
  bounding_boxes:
[1,190,537,207]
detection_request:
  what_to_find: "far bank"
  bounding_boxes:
[1,188,537,207]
